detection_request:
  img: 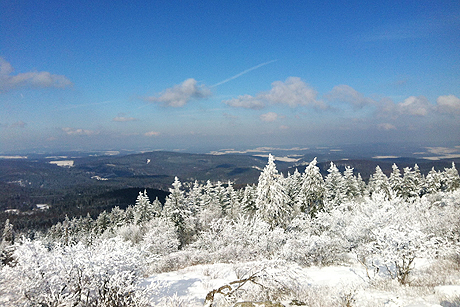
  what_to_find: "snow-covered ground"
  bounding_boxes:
[142,260,460,307]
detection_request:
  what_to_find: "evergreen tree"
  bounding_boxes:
[163,177,194,247]
[296,157,325,217]
[425,167,442,194]
[284,169,303,210]
[241,184,257,215]
[133,190,154,224]
[401,165,423,199]
[324,162,346,206]
[442,162,460,192]
[343,166,360,200]
[255,154,291,228]
[368,166,391,199]
[1,219,14,245]
[389,164,403,197]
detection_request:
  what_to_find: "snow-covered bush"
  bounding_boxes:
[191,215,287,263]
[142,217,180,256]
[0,237,153,307]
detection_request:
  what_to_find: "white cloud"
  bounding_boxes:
[113,116,137,122]
[146,78,211,107]
[62,127,97,136]
[377,96,432,118]
[144,131,160,137]
[224,77,326,109]
[224,94,265,109]
[377,123,397,131]
[397,96,431,116]
[263,77,323,108]
[437,95,460,114]
[325,84,375,108]
[260,112,278,122]
[0,57,72,93]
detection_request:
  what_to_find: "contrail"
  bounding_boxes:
[211,60,277,88]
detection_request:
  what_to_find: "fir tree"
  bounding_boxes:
[296,157,325,217]
[255,154,291,228]
[163,177,194,247]
[324,162,346,207]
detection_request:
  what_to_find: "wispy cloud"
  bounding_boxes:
[260,112,279,122]
[224,77,326,109]
[325,84,376,108]
[211,60,277,87]
[145,78,211,107]
[144,131,160,137]
[113,116,137,122]
[62,127,98,136]
[0,57,72,93]
[377,123,397,131]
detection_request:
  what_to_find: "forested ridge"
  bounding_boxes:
[1,155,460,306]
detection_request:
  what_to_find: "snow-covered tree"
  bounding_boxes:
[368,166,391,199]
[163,177,195,247]
[389,163,403,197]
[284,168,303,209]
[255,154,292,228]
[324,162,346,207]
[425,167,442,194]
[343,166,360,200]
[442,162,460,191]
[296,157,324,217]
[134,189,155,224]
[400,165,423,199]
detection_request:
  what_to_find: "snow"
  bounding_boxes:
[49,160,74,167]
[141,261,460,307]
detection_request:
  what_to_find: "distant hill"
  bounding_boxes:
[1,150,459,231]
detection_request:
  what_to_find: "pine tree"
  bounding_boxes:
[389,164,403,197]
[241,184,257,215]
[442,162,460,192]
[343,166,360,200]
[134,189,154,224]
[163,177,194,247]
[1,219,14,245]
[284,169,303,210]
[425,167,442,194]
[401,165,423,199]
[368,166,391,199]
[255,154,291,228]
[296,157,325,217]
[324,162,346,206]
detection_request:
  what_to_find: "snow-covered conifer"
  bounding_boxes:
[425,167,442,194]
[368,166,391,199]
[163,177,194,247]
[389,163,403,197]
[324,162,346,207]
[442,162,460,191]
[296,157,325,217]
[343,166,360,200]
[255,154,292,228]
[284,168,303,210]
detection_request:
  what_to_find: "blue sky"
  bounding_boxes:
[1,0,459,153]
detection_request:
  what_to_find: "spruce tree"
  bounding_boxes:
[296,157,325,217]
[255,154,291,228]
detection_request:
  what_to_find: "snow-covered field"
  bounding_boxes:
[142,260,460,307]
